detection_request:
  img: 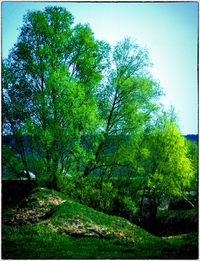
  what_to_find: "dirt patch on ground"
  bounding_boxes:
[3,207,50,225]
[47,217,127,240]
[38,196,66,207]
[2,193,66,226]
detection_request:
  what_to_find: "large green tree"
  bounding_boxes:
[2,6,109,187]
[83,38,163,177]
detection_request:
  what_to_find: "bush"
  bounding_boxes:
[58,176,138,220]
[112,195,137,220]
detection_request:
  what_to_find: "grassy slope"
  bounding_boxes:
[2,188,198,259]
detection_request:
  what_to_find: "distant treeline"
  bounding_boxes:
[184,135,198,143]
[3,134,198,149]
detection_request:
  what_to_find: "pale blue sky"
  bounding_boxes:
[2,1,198,134]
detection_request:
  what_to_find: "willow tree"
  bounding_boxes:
[83,38,163,177]
[2,6,109,187]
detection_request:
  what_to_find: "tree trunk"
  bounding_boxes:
[82,90,119,178]
[139,187,146,218]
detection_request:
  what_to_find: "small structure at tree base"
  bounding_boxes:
[17,170,36,180]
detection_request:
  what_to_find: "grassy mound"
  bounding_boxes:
[3,187,150,240]
[2,187,198,259]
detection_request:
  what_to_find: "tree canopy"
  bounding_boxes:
[2,6,195,196]
[3,6,110,186]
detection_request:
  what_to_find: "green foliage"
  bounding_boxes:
[129,110,195,215]
[185,139,198,190]
[3,6,109,186]
[146,122,194,200]
[85,38,163,177]
[59,176,117,213]
[59,176,142,221]
[2,145,24,179]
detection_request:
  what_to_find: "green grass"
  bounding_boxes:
[2,187,198,259]
[2,225,198,259]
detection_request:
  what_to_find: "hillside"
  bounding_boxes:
[2,187,198,259]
